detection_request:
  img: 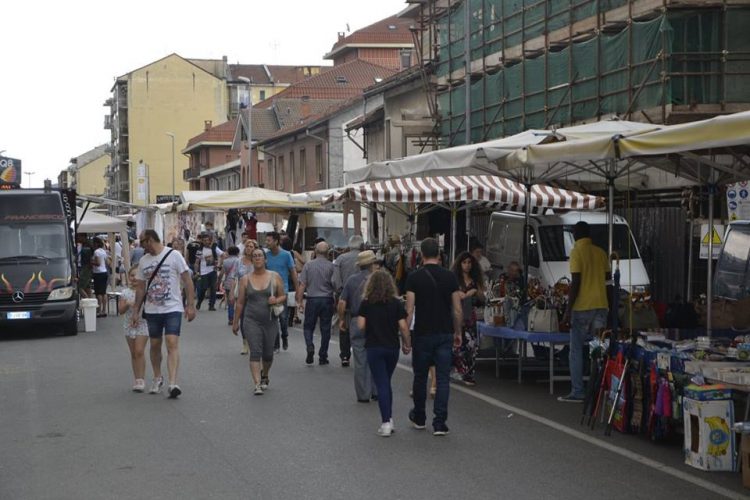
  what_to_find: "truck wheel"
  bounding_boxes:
[62,317,78,336]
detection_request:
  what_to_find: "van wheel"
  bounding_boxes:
[62,317,78,336]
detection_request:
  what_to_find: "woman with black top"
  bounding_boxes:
[357,270,411,437]
[451,251,485,386]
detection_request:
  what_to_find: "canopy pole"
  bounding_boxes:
[450,203,457,266]
[607,161,616,257]
[687,216,694,301]
[523,169,532,290]
[466,206,471,250]
[707,166,715,337]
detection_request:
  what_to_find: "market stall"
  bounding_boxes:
[76,208,130,289]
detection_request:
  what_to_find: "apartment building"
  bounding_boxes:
[68,144,110,196]
[104,54,323,205]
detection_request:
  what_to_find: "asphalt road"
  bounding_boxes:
[1,311,747,500]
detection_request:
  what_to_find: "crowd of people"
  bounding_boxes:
[87,216,613,439]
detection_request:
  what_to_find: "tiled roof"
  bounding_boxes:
[271,98,343,130]
[228,64,323,85]
[185,118,238,150]
[259,97,363,145]
[325,15,414,59]
[251,108,280,141]
[254,60,397,106]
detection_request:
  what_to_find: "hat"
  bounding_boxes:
[356,250,377,267]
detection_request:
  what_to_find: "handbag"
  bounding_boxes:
[269,273,285,318]
[140,249,174,319]
[528,300,559,333]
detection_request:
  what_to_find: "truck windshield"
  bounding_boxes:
[0,223,69,260]
[714,225,750,300]
[539,224,638,261]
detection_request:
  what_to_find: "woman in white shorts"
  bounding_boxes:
[119,266,150,392]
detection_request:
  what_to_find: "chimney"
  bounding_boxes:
[301,99,311,120]
[338,32,345,41]
[204,120,213,131]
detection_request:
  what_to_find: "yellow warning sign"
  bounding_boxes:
[702,226,722,245]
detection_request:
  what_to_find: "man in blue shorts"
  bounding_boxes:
[132,230,197,399]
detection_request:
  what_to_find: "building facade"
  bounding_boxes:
[407,0,750,147]
[72,144,110,196]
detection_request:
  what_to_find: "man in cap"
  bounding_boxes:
[338,250,380,401]
[296,241,336,365]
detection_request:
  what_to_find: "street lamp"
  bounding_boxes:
[24,171,34,187]
[166,132,175,200]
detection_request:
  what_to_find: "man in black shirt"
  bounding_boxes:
[405,238,462,436]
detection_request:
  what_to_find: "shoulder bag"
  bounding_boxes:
[140,249,174,319]
[269,272,285,318]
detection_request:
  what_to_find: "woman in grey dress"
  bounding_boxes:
[232,248,286,395]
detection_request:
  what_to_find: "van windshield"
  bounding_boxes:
[0,223,69,260]
[715,225,750,300]
[539,224,638,261]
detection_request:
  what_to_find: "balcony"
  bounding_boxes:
[183,165,202,181]
[104,115,112,130]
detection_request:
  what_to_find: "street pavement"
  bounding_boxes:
[0,311,747,500]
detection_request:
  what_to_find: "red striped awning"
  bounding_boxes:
[327,175,604,211]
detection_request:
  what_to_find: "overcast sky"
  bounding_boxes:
[0,0,408,187]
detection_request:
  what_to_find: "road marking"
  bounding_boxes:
[393,362,745,500]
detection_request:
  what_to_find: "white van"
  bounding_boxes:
[714,221,750,300]
[486,211,650,291]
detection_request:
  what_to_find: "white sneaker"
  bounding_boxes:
[149,377,164,394]
[260,378,269,390]
[132,379,146,392]
[254,384,264,396]
[377,421,393,437]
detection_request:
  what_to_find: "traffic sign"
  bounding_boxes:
[700,223,724,259]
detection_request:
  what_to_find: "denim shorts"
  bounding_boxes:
[144,311,182,338]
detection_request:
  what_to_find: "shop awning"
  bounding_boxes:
[326,175,604,211]
[184,186,313,212]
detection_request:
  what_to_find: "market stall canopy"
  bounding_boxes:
[76,208,127,233]
[184,186,313,212]
[177,190,234,212]
[288,187,346,204]
[326,175,604,212]
[345,129,551,184]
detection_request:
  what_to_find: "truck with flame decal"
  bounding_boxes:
[0,186,78,335]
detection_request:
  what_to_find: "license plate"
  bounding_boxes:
[7,311,31,320]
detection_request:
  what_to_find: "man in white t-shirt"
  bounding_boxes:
[92,237,110,317]
[132,229,197,399]
[194,231,223,311]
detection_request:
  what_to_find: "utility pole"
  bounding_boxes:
[24,171,34,187]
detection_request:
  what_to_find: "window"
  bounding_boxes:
[299,149,306,186]
[259,90,266,101]
[278,156,285,190]
[289,151,295,187]
[315,144,323,182]
[267,158,274,189]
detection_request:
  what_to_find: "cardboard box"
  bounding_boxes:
[683,384,733,401]
[683,397,736,471]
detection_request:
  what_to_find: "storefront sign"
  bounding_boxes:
[726,181,750,221]
[136,161,148,202]
[0,156,22,187]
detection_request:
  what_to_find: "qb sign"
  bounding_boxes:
[0,156,22,186]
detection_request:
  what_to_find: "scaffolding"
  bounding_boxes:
[410,0,750,147]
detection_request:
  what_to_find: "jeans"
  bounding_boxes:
[339,312,351,360]
[274,305,290,349]
[144,312,183,338]
[196,271,217,308]
[412,334,453,426]
[367,347,400,422]
[569,308,608,397]
[303,297,334,359]
[350,320,377,400]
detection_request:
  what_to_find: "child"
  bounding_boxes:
[118,265,150,392]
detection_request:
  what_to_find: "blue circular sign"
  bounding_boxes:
[730,201,738,210]
[728,190,738,199]
[741,189,749,199]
